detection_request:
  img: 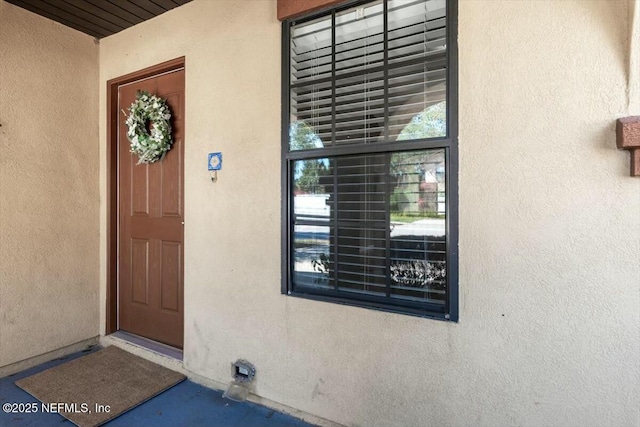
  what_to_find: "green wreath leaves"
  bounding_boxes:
[125,91,173,165]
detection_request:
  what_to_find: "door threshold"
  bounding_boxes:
[110,331,183,361]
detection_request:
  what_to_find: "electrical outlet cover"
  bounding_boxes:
[223,381,250,402]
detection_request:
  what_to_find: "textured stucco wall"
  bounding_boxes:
[0,2,100,367]
[630,0,640,113]
[99,1,640,426]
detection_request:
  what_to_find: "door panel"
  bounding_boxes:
[131,238,150,304]
[118,69,185,348]
[131,164,150,215]
[161,241,181,312]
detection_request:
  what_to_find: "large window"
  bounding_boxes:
[282,0,458,319]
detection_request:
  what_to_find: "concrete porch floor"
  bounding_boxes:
[0,348,316,427]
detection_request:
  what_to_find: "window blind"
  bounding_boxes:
[290,0,447,149]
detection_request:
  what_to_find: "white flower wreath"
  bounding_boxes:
[125,91,172,164]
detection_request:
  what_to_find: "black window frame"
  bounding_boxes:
[281,0,458,321]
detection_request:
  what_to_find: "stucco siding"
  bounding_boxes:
[98,1,640,426]
[0,2,100,367]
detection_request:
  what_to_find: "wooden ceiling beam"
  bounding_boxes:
[278,0,346,21]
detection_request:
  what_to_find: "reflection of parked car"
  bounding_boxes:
[293,194,330,221]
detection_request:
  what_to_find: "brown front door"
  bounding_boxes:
[117,69,185,348]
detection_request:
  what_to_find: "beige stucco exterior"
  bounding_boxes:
[0,2,100,368]
[630,0,640,113]
[0,0,638,426]
[97,1,640,426]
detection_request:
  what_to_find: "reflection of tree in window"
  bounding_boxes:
[297,159,329,194]
[397,101,446,141]
[289,121,323,151]
[290,122,330,194]
[390,102,446,220]
[390,151,444,220]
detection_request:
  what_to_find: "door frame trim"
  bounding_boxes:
[106,57,185,335]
